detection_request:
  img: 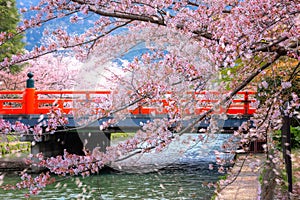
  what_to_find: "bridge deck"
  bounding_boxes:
[2,113,251,134]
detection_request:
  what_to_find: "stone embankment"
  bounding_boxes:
[0,156,30,172]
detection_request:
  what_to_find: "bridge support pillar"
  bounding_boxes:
[21,129,111,172]
[21,134,65,173]
[77,128,111,153]
[31,139,63,158]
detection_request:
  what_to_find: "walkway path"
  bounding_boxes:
[216,153,266,200]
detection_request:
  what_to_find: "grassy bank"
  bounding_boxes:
[111,132,135,140]
[0,135,30,158]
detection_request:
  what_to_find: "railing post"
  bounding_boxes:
[24,72,35,114]
[243,91,249,115]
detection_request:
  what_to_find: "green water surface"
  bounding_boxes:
[0,167,219,200]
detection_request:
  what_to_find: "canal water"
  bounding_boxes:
[0,134,235,199]
[1,167,220,199]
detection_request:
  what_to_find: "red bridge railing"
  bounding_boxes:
[0,89,256,116]
[0,73,256,116]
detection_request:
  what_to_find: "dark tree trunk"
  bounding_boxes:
[281,115,293,194]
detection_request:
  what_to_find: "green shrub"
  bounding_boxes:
[273,126,300,149]
[0,142,30,155]
[291,126,300,148]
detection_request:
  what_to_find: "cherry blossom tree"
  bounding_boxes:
[0,53,80,90]
[0,0,299,197]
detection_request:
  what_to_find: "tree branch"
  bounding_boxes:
[72,0,165,25]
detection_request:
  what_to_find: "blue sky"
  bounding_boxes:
[17,0,98,50]
[16,0,175,65]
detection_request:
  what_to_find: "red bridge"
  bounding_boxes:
[0,74,260,165]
